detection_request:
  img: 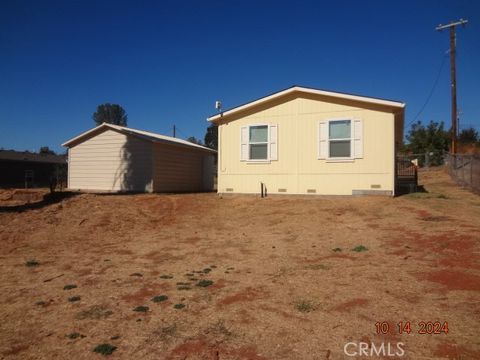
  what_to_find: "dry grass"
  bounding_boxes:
[0,167,479,359]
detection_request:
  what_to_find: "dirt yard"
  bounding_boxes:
[0,167,479,360]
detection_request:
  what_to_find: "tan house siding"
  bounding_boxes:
[217,94,398,195]
[68,129,153,191]
[152,143,205,192]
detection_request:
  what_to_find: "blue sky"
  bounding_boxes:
[1,0,479,153]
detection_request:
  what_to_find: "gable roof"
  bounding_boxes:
[62,123,216,153]
[0,149,66,164]
[207,85,405,122]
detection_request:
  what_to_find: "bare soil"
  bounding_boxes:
[0,167,479,359]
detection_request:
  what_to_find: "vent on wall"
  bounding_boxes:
[226,188,234,192]
[370,184,381,189]
[307,189,316,194]
[278,188,287,193]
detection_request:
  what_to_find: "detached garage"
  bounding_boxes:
[62,123,216,192]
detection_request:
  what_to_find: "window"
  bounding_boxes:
[240,124,278,162]
[328,120,352,158]
[319,118,362,160]
[249,125,268,160]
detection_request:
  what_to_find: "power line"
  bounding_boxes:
[405,51,448,130]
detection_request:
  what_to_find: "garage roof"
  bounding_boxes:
[62,123,216,153]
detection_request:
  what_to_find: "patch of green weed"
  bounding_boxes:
[63,284,77,290]
[25,259,39,267]
[93,343,117,356]
[133,306,149,312]
[196,280,213,287]
[151,295,168,303]
[173,303,185,309]
[352,245,368,252]
[68,296,81,302]
[296,301,315,313]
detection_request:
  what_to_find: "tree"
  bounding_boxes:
[458,127,479,144]
[92,103,128,126]
[406,120,450,165]
[39,146,55,155]
[186,136,203,145]
[204,124,218,150]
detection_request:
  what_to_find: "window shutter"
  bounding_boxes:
[240,126,248,161]
[353,119,363,159]
[318,121,328,159]
[269,124,278,161]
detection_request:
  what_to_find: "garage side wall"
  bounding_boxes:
[152,143,207,192]
[68,130,153,192]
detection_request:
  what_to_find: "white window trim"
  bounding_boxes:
[326,118,354,161]
[247,123,270,162]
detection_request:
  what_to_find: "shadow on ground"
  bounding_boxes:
[0,191,79,213]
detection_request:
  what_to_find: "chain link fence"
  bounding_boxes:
[445,153,480,194]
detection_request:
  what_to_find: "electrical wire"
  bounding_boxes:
[405,51,449,129]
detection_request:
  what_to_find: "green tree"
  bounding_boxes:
[186,136,203,145]
[93,103,127,126]
[39,146,55,155]
[204,124,218,150]
[406,120,450,165]
[458,127,479,144]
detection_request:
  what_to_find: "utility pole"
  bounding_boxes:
[436,18,468,154]
[173,124,176,138]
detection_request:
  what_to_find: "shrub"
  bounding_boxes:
[93,343,117,355]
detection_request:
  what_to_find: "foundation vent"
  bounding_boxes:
[307,189,317,194]
[370,184,381,189]
[278,188,287,193]
[226,188,234,192]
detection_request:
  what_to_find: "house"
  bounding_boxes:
[62,123,216,192]
[0,149,66,188]
[207,86,406,196]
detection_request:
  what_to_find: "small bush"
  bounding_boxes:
[296,301,315,313]
[25,259,39,267]
[133,306,149,312]
[67,332,81,340]
[352,245,368,252]
[152,295,168,303]
[68,296,81,302]
[35,300,46,306]
[130,273,143,277]
[93,343,117,356]
[63,284,77,290]
[332,248,342,252]
[160,275,173,279]
[203,268,211,274]
[196,280,213,287]
[173,303,185,309]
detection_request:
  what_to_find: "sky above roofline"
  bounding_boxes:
[1,0,479,153]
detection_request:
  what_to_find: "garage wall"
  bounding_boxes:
[152,142,206,192]
[68,129,153,191]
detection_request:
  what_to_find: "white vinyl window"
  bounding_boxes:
[318,118,362,160]
[249,125,268,160]
[329,120,352,158]
[240,124,278,162]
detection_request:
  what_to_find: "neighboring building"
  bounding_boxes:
[62,123,216,192]
[0,150,66,188]
[207,86,406,196]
